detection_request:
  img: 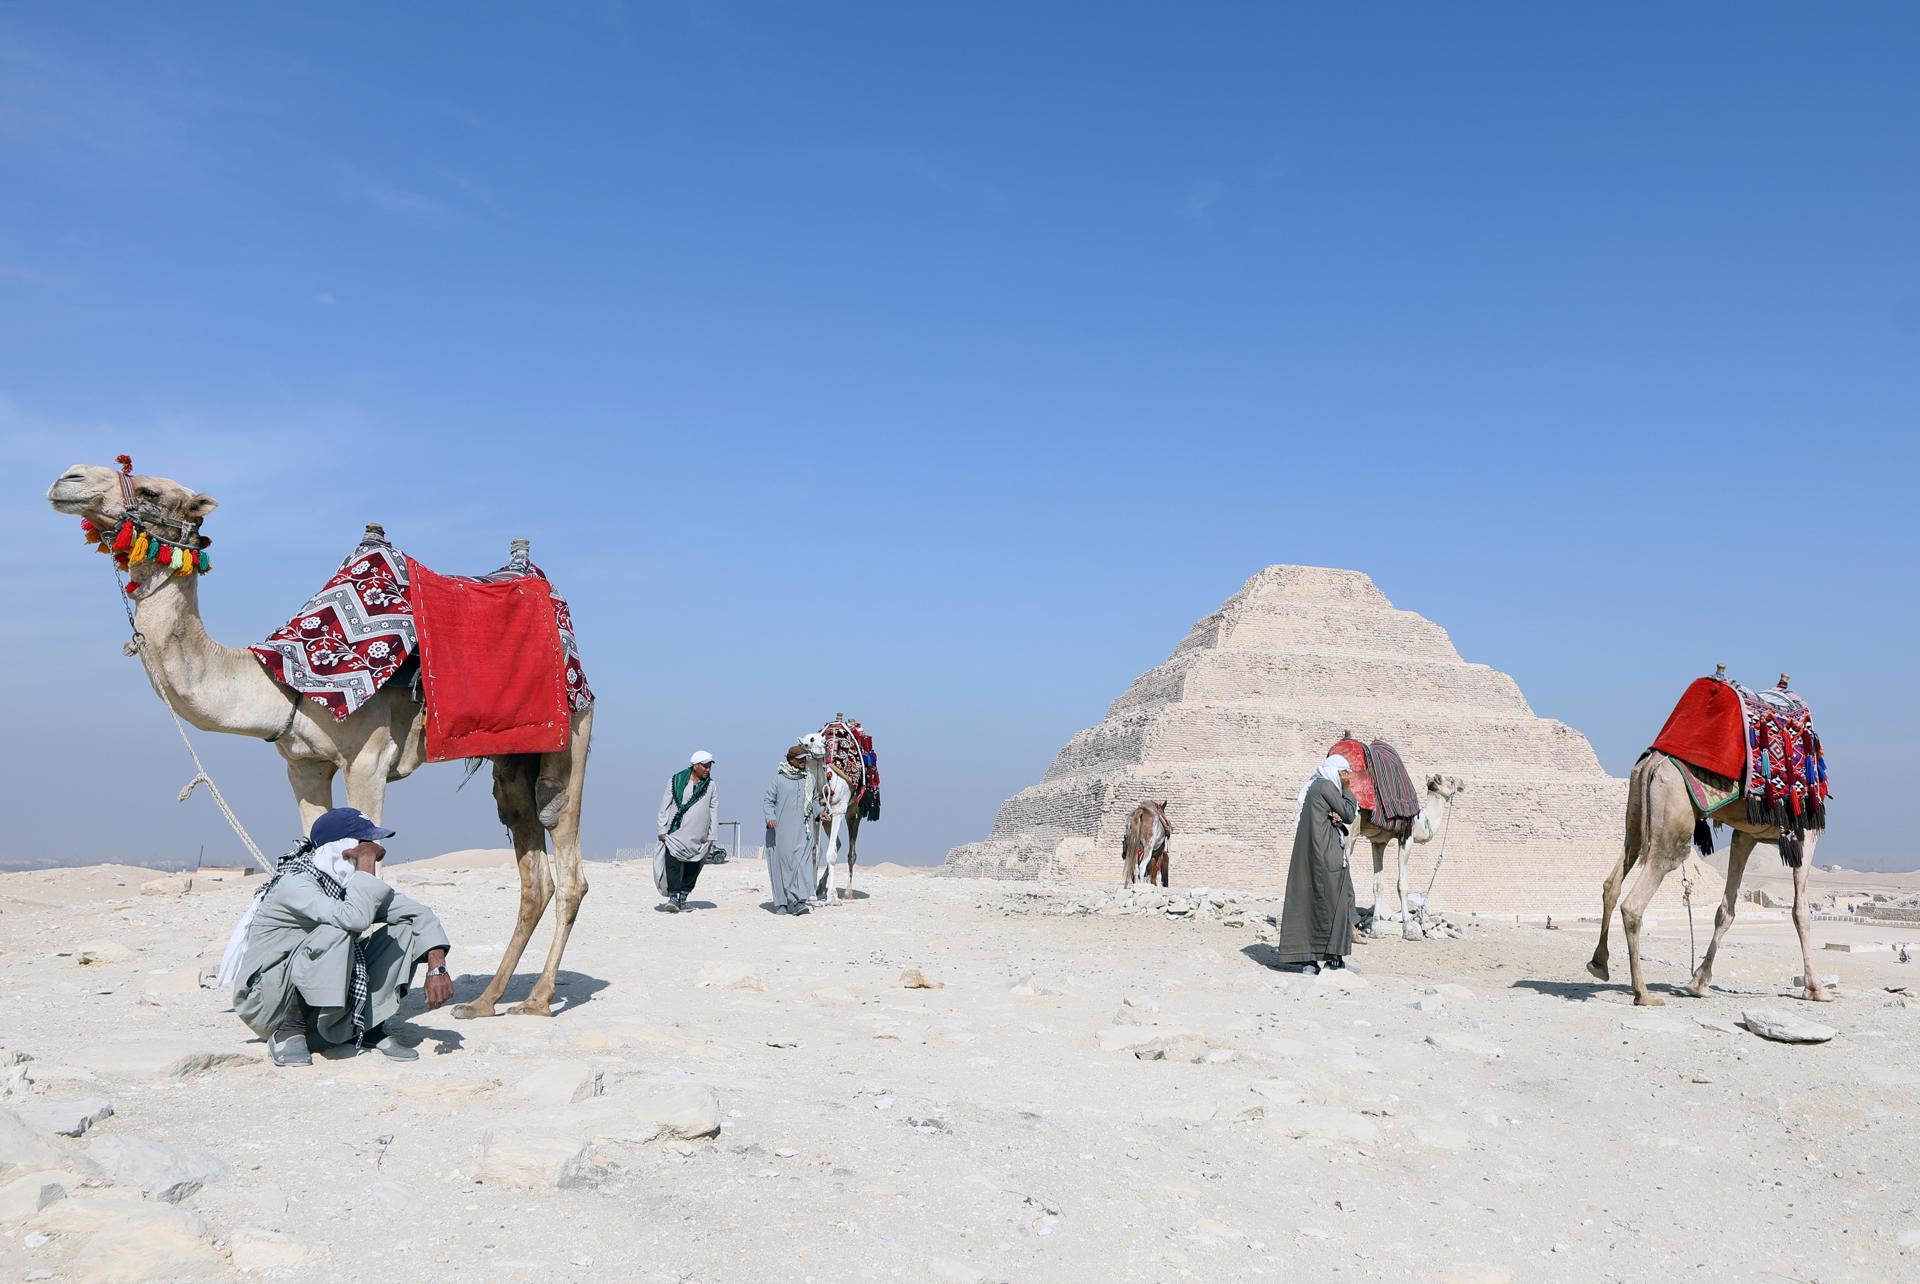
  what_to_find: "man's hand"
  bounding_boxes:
[423,949,452,1009]
[766,820,776,831]
[657,833,666,843]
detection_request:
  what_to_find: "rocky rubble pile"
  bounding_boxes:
[1039,886,1274,926]
[1002,885,1471,940]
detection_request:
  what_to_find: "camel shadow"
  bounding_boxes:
[444,968,611,1015]
[1509,977,1688,1005]
[654,900,721,913]
[839,888,873,901]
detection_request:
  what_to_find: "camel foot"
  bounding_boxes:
[507,999,554,1017]
[1586,959,1609,982]
[1803,984,1834,1004]
[1684,979,1710,999]
[1403,926,1421,942]
[450,1002,495,1021]
[1633,993,1665,1007]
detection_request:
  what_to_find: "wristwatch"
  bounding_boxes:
[427,966,449,978]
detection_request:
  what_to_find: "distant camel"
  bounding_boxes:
[1587,753,1826,1006]
[1120,801,1172,887]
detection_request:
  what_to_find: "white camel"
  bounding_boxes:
[1350,774,1465,941]
[48,462,592,1019]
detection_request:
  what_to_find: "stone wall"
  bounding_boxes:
[942,565,1640,916]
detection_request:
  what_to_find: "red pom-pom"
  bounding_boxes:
[116,454,133,474]
[124,581,139,596]
[80,518,96,534]
[111,521,134,553]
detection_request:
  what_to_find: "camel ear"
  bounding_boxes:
[185,494,219,520]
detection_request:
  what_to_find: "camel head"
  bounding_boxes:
[48,462,218,585]
[1409,775,1464,844]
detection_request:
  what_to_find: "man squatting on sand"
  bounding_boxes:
[764,740,819,914]
[656,749,718,912]
[1276,753,1360,975]
[219,807,452,1067]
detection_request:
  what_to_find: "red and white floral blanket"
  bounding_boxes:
[249,533,593,728]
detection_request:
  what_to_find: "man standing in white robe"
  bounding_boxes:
[656,750,718,913]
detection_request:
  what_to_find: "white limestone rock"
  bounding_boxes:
[15,1097,114,1138]
[85,1135,227,1203]
[1741,1008,1837,1044]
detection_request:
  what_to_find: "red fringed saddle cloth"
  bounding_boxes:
[1651,674,1829,851]
[1329,737,1421,838]
[250,532,592,759]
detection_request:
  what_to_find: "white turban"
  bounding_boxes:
[690,750,714,766]
[215,837,359,987]
[1294,754,1352,821]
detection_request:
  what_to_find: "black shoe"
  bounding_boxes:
[1300,961,1322,976]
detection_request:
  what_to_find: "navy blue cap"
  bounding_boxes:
[309,807,396,848]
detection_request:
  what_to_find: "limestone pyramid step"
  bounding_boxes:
[943,564,1635,916]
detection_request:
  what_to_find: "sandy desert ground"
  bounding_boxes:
[4,854,1919,1283]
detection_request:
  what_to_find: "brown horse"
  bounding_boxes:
[1120,801,1172,887]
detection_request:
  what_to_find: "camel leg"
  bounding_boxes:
[1790,836,1831,1003]
[1686,830,1755,997]
[846,811,863,893]
[1397,838,1417,941]
[1367,837,1387,934]
[340,733,398,823]
[452,758,551,1020]
[1589,765,1647,982]
[285,758,336,833]
[1620,847,1678,1006]
[512,711,593,1016]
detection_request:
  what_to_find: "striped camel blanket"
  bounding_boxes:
[1327,737,1421,839]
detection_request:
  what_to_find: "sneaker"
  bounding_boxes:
[268,1028,312,1067]
[663,896,682,913]
[361,1025,420,1061]
[673,892,689,911]
[791,902,811,915]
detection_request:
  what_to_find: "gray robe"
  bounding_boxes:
[232,870,450,1047]
[762,769,817,908]
[1276,776,1359,964]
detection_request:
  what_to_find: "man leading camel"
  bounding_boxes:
[220,808,453,1066]
[1276,754,1360,975]
[656,750,718,912]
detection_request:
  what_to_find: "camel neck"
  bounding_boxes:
[129,573,284,737]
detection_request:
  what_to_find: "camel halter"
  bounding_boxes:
[80,454,213,592]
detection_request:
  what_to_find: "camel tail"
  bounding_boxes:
[1691,817,1715,858]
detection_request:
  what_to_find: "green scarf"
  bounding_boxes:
[665,767,710,836]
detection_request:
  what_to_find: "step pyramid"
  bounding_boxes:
[942,565,1631,916]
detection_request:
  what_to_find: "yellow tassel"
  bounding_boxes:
[174,547,192,576]
[129,533,149,565]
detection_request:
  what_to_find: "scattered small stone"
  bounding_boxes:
[1424,1032,1504,1059]
[75,942,133,966]
[899,969,943,990]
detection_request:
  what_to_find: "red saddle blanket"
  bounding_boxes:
[1328,737,1419,837]
[250,533,592,758]
[1651,675,1829,834]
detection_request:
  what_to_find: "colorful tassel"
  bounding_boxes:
[116,454,133,475]
[111,520,134,553]
[129,533,149,565]
[124,580,139,596]
[174,547,191,576]
[195,550,211,574]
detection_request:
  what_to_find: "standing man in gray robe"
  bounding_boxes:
[763,742,818,914]
[1276,754,1360,974]
[220,808,453,1067]
[656,750,718,912]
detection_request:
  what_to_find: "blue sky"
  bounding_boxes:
[3,2,1916,871]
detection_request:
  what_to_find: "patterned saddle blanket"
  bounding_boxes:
[1650,674,1828,843]
[249,532,593,746]
[1328,737,1420,838]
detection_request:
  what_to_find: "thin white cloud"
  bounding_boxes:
[1180,180,1226,231]
[800,148,1007,210]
